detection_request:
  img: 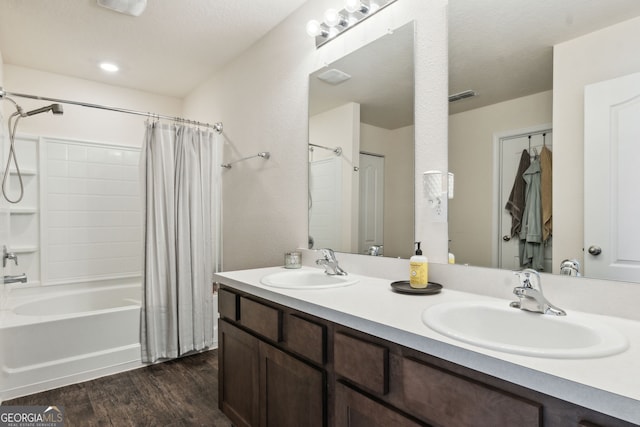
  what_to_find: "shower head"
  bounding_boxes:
[24,103,64,117]
[258,152,271,159]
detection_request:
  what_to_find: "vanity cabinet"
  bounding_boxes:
[218,284,635,427]
[218,289,325,427]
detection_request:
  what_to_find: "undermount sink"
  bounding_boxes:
[260,268,359,289]
[422,301,628,359]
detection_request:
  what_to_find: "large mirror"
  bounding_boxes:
[448,0,640,282]
[308,22,415,259]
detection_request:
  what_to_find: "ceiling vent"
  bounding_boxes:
[317,69,352,85]
[448,90,477,103]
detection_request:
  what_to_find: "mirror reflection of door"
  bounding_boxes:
[358,153,384,255]
[499,129,552,271]
[309,157,343,250]
[585,73,640,282]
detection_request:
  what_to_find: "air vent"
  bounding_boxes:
[317,69,352,85]
[448,90,477,103]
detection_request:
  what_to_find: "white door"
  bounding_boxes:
[358,153,384,255]
[498,130,552,271]
[584,73,640,281]
[309,157,343,250]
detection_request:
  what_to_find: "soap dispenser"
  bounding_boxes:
[409,242,428,288]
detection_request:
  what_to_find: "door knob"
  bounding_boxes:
[502,235,511,242]
[588,245,602,256]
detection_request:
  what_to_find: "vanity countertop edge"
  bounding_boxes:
[213,266,640,425]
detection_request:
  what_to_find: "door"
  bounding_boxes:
[309,157,343,250]
[584,72,640,281]
[498,130,552,271]
[358,153,384,255]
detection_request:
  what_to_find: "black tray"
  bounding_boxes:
[390,280,443,295]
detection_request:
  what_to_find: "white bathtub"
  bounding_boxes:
[0,279,144,402]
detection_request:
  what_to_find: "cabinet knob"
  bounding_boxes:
[502,235,511,242]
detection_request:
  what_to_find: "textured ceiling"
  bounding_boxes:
[449,0,640,114]
[1,0,640,112]
[0,0,308,97]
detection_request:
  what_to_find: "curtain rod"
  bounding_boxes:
[309,143,342,156]
[0,87,223,133]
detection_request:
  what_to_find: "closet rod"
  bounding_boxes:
[0,87,222,133]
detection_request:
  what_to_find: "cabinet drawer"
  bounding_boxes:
[218,288,239,321]
[402,358,541,427]
[286,314,326,365]
[335,382,424,427]
[334,332,389,395]
[240,297,282,342]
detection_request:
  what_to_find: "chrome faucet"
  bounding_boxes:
[559,259,581,276]
[316,248,347,276]
[367,245,383,256]
[510,269,566,316]
[3,273,28,284]
[3,245,18,268]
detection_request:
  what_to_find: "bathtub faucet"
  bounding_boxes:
[3,273,28,284]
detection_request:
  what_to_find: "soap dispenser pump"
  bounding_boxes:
[409,242,428,288]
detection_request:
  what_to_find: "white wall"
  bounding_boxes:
[553,16,640,272]
[448,90,552,267]
[183,0,449,270]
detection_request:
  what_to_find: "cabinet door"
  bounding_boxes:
[335,382,424,427]
[219,320,260,427]
[259,341,325,427]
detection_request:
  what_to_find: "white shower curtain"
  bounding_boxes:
[140,122,222,363]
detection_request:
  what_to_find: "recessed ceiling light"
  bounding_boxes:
[100,62,119,72]
[97,0,147,17]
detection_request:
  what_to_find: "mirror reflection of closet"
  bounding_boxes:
[448,1,640,282]
[308,22,415,258]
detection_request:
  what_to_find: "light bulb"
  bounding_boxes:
[345,0,368,14]
[324,8,345,27]
[306,20,322,37]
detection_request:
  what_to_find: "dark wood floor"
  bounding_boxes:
[2,350,232,427]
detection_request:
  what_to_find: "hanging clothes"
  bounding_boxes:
[540,145,552,242]
[505,149,531,237]
[519,158,544,270]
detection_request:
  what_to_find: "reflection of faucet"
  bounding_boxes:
[560,259,581,276]
[316,248,347,276]
[3,273,27,284]
[3,245,18,268]
[510,269,566,316]
[367,245,383,256]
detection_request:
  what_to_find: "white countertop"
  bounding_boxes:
[214,266,640,425]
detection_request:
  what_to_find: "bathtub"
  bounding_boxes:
[0,279,144,403]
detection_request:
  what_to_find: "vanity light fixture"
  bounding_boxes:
[306,0,398,48]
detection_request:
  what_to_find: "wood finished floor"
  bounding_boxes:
[2,350,232,427]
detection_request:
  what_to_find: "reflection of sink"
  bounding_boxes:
[260,269,359,289]
[422,301,628,359]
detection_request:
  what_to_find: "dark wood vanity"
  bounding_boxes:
[217,284,635,427]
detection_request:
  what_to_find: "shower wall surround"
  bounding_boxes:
[42,138,141,283]
[5,136,142,285]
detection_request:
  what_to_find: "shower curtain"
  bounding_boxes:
[140,122,222,363]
